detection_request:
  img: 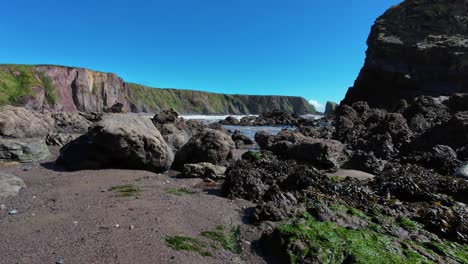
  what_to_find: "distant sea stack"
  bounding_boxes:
[343,0,468,109]
[0,64,315,114]
[324,101,337,116]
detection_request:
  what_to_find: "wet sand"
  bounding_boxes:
[0,155,266,264]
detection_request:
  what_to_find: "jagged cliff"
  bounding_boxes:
[0,64,315,114]
[343,0,468,109]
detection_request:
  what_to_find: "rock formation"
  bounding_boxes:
[172,129,235,170]
[0,64,315,114]
[343,0,468,109]
[57,114,174,172]
[324,101,337,116]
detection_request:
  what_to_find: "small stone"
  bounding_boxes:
[55,256,63,264]
[129,225,135,230]
[114,224,120,228]
[8,209,18,215]
[73,221,78,225]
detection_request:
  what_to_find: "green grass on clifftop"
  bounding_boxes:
[0,64,57,106]
[128,83,316,114]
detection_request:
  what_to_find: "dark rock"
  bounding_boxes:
[324,101,338,116]
[57,114,174,172]
[219,116,239,125]
[231,130,254,145]
[172,129,235,170]
[152,109,179,124]
[343,0,468,109]
[255,130,346,170]
[103,103,125,113]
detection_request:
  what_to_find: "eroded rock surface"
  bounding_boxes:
[57,114,174,172]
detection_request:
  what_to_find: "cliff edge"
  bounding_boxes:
[0,64,315,114]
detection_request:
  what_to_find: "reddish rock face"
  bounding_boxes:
[343,0,468,109]
[35,65,132,112]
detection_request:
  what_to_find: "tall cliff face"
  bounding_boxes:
[0,64,315,114]
[343,0,468,109]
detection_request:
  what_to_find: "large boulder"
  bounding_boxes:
[0,105,54,138]
[343,0,468,109]
[57,114,174,172]
[0,138,50,162]
[151,110,206,152]
[0,173,26,198]
[172,129,235,170]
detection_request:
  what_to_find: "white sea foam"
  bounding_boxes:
[179,115,256,123]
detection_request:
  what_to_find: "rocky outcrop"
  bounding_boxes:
[231,130,254,148]
[57,114,174,172]
[172,129,235,170]
[0,105,97,138]
[255,130,346,170]
[324,101,337,116]
[0,138,50,162]
[343,0,468,109]
[151,109,206,152]
[0,64,316,114]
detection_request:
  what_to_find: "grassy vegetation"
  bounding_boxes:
[0,65,57,106]
[166,187,195,196]
[200,225,242,254]
[329,204,369,220]
[0,64,316,114]
[165,236,212,257]
[128,83,316,114]
[165,225,243,257]
[241,151,270,162]
[396,216,419,231]
[109,184,141,197]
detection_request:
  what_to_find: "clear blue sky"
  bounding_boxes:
[0,0,402,111]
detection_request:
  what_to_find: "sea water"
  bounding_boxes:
[180,114,322,140]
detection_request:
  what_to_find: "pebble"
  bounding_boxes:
[73,221,78,225]
[55,256,63,264]
[129,225,135,230]
[114,224,120,228]
[8,209,18,215]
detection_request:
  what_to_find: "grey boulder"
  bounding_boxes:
[0,138,50,162]
[172,129,235,170]
[57,114,174,172]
